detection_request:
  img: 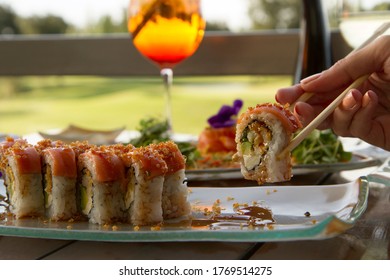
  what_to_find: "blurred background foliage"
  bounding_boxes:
[0,0,389,134]
[1,0,389,35]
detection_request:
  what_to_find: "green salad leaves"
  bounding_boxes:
[129,117,200,167]
[129,117,170,147]
[291,129,352,164]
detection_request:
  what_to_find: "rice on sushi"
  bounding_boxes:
[0,139,44,218]
[77,147,126,224]
[234,103,301,185]
[149,141,190,219]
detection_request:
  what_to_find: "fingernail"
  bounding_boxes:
[362,91,374,108]
[343,90,357,110]
[300,73,322,84]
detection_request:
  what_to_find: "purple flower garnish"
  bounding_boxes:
[207,99,243,128]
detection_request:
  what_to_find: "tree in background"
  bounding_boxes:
[83,8,127,34]
[373,2,390,10]
[0,5,21,34]
[248,0,300,30]
[0,4,230,35]
[18,15,71,34]
[205,21,230,31]
[248,0,390,31]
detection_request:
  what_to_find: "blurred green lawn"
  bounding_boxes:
[0,75,291,136]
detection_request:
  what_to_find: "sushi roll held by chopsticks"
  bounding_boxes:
[234,103,301,185]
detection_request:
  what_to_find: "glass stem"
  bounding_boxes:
[161,68,173,134]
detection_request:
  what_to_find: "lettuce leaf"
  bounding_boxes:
[291,129,352,164]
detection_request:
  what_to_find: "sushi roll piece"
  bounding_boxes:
[0,141,44,218]
[77,147,126,224]
[150,141,191,219]
[234,103,301,185]
[121,147,168,226]
[36,140,78,221]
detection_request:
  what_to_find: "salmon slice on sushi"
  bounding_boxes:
[234,103,301,185]
[150,141,191,220]
[36,140,78,221]
[77,147,126,224]
[121,147,167,226]
[0,140,44,218]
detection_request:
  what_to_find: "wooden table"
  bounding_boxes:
[0,165,389,260]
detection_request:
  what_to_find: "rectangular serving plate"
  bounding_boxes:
[0,177,369,242]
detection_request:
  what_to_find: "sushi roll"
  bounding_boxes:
[234,103,301,185]
[77,147,126,224]
[121,147,168,226]
[36,140,78,221]
[150,141,191,219]
[0,140,44,218]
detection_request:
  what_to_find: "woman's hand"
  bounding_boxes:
[276,35,390,150]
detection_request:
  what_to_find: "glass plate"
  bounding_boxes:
[0,177,368,242]
[186,153,381,181]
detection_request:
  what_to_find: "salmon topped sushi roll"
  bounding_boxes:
[36,140,78,221]
[234,103,301,185]
[150,141,191,220]
[121,147,168,226]
[0,140,44,218]
[77,147,126,224]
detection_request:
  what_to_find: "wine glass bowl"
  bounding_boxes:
[128,0,206,131]
[338,1,390,49]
